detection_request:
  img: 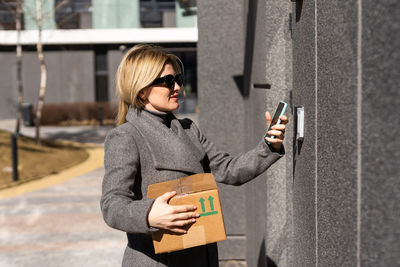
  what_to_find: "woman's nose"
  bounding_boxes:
[173,81,181,92]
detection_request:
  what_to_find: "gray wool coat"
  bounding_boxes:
[100,108,284,267]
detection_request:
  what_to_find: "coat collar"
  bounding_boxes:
[126,108,205,174]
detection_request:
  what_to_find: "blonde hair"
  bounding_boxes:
[115,44,183,126]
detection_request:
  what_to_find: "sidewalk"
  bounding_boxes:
[0,120,125,266]
[0,167,127,267]
[0,115,203,267]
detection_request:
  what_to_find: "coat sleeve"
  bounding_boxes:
[190,121,285,185]
[100,127,154,235]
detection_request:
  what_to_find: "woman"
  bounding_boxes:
[100,44,288,267]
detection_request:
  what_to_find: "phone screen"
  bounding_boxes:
[265,101,287,139]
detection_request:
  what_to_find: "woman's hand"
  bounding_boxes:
[265,112,289,151]
[147,191,200,234]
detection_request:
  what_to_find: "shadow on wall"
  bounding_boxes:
[295,0,303,22]
[233,0,258,97]
[257,239,278,267]
[256,215,292,266]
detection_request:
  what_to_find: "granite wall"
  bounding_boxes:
[360,0,400,265]
[244,0,293,266]
[197,0,248,260]
[198,0,399,266]
[292,0,400,266]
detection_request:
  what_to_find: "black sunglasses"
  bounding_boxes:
[150,74,183,89]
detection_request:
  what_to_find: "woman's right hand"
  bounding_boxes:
[147,191,200,234]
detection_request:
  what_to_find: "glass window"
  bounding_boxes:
[55,0,91,29]
[140,0,175,28]
[0,0,18,30]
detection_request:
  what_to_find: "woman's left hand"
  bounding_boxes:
[265,112,289,151]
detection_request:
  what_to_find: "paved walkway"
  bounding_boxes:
[0,167,126,267]
[0,115,203,267]
[0,120,126,266]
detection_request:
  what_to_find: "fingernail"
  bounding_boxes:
[192,219,196,222]
[193,206,197,210]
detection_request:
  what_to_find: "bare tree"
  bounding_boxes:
[4,0,72,143]
[25,0,69,144]
[34,0,47,145]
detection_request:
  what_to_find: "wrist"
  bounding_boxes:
[146,201,155,228]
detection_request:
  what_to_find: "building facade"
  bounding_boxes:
[0,0,198,119]
[197,0,399,266]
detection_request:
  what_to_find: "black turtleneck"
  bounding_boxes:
[143,108,173,128]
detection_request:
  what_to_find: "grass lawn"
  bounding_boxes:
[0,130,89,189]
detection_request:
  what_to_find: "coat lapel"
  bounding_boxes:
[126,108,205,174]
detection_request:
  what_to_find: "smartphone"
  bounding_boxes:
[264,101,288,141]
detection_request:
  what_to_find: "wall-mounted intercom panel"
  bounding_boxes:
[296,106,304,141]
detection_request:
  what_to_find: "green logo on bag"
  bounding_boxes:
[199,196,218,217]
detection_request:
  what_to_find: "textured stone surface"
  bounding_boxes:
[218,236,247,260]
[218,183,246,235]
[361,0,400,265]
[245,167,267,267]
[241,0,294,266]
[316,1,359,266]
[261,1,293,267]
[198,0,400,265]
[291,0,317,266]
[244,91,270,267]
[197,0,247,259]
[292,0,400,266]
[197,0,246,157]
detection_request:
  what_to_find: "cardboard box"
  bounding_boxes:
[147,173,226,254]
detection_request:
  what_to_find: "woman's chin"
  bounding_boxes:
[169,102,179,111]
[172,104,179,111]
